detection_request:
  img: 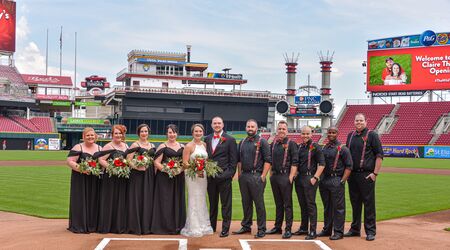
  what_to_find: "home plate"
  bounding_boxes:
[239,239,332,250]
[94,238,187,250]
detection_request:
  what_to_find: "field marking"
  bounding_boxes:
[239,239,332,250]
[94,238,187,250]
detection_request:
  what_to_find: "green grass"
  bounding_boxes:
[1,166,449,222]
[0,150,68,161]
[382,158,450,169]
[369,54,412,86]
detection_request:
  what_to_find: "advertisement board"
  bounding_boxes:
[67,118,105,125]
[48,138,60,150]
[0,0,15,53]
[295,96,321,104]
[34,138,49,150]
[424,146,450,159]
[382,145,420,158]
[367,45,450,92]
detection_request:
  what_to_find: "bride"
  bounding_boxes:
[181,123,214,237]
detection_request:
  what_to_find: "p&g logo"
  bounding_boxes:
[420,30,436,46]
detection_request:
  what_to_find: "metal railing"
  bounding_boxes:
[110,86,285,100]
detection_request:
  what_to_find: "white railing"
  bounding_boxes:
[111,86,285,100]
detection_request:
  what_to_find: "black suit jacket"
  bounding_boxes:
[205,132,238,180]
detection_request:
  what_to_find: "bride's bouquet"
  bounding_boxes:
[131,152,153,170]
[77,157,102,176]
[186,156,222,179]
[161,157,183,178]
[106,156,130,178]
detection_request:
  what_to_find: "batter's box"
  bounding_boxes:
[239,239,332,250]
[95,238,188,250]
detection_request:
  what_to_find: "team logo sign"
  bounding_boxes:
[436,33,449,45]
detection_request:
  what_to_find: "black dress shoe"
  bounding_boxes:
[282,231,292,239]
[305,232,317,240]
[343,231,360,237]
[292,229,308,236]
[232,228,251,235]
[254,231,266,238]
[219,231,229,237]
[366,234,375,241]
[266,227,282,234]
[317,230,331,237]
[330,234,343,240]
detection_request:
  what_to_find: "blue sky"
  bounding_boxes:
[13,0,450,111]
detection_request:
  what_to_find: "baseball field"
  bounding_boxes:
[0,150,449,249]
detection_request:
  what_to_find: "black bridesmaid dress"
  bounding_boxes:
[67,145,101,233]
[126,146,156,234]
[151,146,186,234]
[97,148,129,234]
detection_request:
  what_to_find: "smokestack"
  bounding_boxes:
[186,45,191,63]
[284,53,299,128]
[318,51,334,130]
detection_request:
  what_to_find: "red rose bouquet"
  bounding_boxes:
[131,152,153,170]
[106,156,130,178]
[162,157,183,178]
[77,157,102,176]
[186,155,223,179]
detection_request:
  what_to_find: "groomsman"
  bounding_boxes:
[344,113,383,241]
[293,126,325,240]
[266,120,298,239]
[205,116,238,237]
[233,119,271,238]
[318,127,352,240]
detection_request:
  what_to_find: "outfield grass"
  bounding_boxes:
[0,150,68,161]
[1,166,449,221]
[382,158,450,169]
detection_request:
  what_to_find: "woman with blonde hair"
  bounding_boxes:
[66,127,102,233]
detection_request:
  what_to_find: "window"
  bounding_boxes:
[184,108,201,113]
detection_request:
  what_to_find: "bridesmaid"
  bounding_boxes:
[151,124,186,234]
[126,124,156,234]
[98,124,129,234]
[66,127,102,233]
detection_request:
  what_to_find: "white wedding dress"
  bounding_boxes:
[180,144,214,237]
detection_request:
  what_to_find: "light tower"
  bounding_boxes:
[284,53,299,128]
[318,51,334,131]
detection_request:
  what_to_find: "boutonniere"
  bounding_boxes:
[337,145,342,154]
[220,136,227,144]
[255,141,261,148]
[309,144,315,151]
[283,143,288,150]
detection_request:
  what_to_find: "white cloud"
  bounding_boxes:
[16,16,30,41]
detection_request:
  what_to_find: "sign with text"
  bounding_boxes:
[367,45,450,92]
[0,0,15,53]
[382,145,420,158]
[295,96,321,104]
[36,94,69,101]
[424,146,450,159]
[67,118,105,125]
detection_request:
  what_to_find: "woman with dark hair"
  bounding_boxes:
[98,124,129,233]
[66,127,102,233]
[151,124,186,234]
[126,124,156,234]
[384,63,407,85]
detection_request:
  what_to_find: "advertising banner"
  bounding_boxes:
[295,96,321,104]
[34,138,49,150]
[424,146,450,159]
[36,94,69,100]
[0,0,16,53]
[67,118,105,125]
[382,145,420,158]
[48,138,60,150]
[367,45,450,92]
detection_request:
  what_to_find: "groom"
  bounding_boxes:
[205,116,238,237]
